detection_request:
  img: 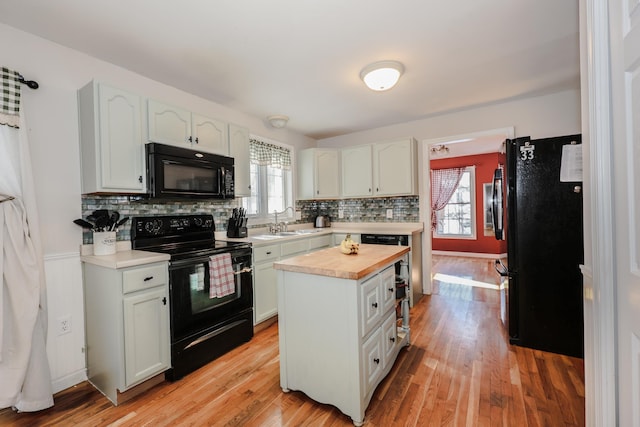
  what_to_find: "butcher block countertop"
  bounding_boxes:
[273,244,410,280]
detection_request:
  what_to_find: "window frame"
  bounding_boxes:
[433,166,477,240]
[242,137,295,223]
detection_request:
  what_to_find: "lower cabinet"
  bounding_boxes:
[253,234,332,325]
[83,261,170,405]
[253,244,281,324]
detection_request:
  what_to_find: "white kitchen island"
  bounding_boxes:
[274,244,411,426]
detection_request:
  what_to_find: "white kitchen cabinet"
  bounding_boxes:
[297,148,340,199]
[252,234,333,324]
[147,99,228,155]
[341,145,373,197]
[78,81,146,194]
[83,261,170,405]
[253,243,281,323]
[372,138,417,196]
[228,123,251,197]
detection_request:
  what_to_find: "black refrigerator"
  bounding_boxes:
[493,134,584,358]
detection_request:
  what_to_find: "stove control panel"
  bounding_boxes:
[132,214,214,238]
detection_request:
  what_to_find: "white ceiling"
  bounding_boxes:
[0,0,580,141]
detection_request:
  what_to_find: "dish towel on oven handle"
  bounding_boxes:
[209,253,235,298]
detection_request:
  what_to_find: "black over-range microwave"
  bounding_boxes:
[146,143,235,199]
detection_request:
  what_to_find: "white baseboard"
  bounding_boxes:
[51,369,87,394]
[432,250,507,259]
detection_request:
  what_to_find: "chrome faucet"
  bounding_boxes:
[271,207,295,234]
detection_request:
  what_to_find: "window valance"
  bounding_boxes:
[249,138,291,170]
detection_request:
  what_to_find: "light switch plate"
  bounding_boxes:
[386,209,393,219]
[338,209,344,219]
[295,210,302,220]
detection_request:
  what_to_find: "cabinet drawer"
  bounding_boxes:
[122,263,167,294]
[254,244,280,263]
[308,234,332,250]
[281,240,308,258]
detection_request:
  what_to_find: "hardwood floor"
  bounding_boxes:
[0,255,584,426]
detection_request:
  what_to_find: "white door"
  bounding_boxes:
[610,0,640,424]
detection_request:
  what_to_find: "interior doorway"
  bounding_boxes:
[418,127,513,295]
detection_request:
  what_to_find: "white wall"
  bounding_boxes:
[0,23,316,393]
[317,89,582,147]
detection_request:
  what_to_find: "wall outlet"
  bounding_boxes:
[58,315,72,336]
[295,210,302,220]
[338,209,344,219]
[386,209,393,219]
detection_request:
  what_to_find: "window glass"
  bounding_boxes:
[435,168,476,238]
[242,138,293,221]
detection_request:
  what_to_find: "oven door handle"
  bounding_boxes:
[234,267,252,275]
[170,255,214,268]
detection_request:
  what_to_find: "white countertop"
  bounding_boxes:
[218,222,424,246]
[80,241,170,269]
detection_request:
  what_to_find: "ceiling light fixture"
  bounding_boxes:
[360,60,404,91]
[267,115,289,128]
[430,144,449,155]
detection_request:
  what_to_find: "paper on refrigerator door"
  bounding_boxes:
[560,144,583,182]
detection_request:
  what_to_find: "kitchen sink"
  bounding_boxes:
[251,229,324,240]
[251,234,285,240]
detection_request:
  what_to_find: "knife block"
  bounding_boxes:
[226,219,247,238]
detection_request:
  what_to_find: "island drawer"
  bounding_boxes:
[254,244,281,263]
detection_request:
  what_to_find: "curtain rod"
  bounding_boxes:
[17,73,39,90]
[0,195,16,204]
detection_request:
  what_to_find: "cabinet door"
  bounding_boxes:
[315,149,340,198]
[380,266,396,314]
[99,85,145,191]
[229,123,251,197]
[362,328,383,395]
[360,274,382,338]
[341,145,373,197]
[381,311,398,369]
[147,99,191,146]
[254,261,278,323]
[123,286,170,387]
[192,113,228,155]
[373,139,416,196]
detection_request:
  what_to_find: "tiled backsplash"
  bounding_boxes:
[81,195,420,243]
[296,196,419,223]
[80,195,243,244]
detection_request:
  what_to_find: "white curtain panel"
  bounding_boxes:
[0,99,53,411]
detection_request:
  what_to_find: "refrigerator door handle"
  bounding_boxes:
[492,168,504,240]
[495,259,509,277]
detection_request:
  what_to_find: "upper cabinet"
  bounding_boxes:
[78,81,146,194]
[297,148,340,200]
[228,123,251,197]
[147,99,228,155]
[372,138,417,196]
[341,144,373,197]
[338,138,417,199]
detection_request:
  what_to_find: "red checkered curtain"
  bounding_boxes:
[430,167,465,231]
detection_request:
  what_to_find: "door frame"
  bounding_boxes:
[580,0,617,424]
[418,126,514,295]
